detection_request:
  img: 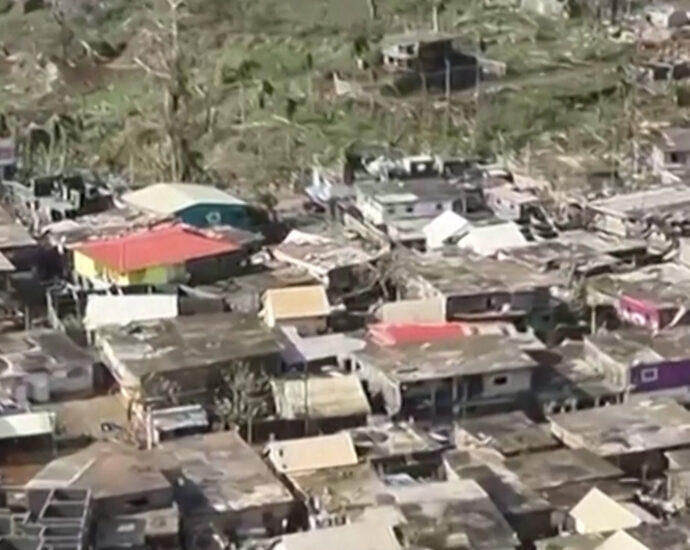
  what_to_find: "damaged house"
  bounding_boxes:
[355,178,490,248]
[587,185,690,240]
[0,329,96,404]
[153,431,296,541]
[350,331,541,418]
[380,31,479,92]
[651,127,690,178]
[272,227,389,300]
[95,312,282,405]
[3,172,113,229]
[588,263,690,330]
[392,251,554,327]
[549,397,690,475]
[583,327,690,401]
[265,432,387,528]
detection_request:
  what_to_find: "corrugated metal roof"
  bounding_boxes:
[423,210,470,250]
[595,531,649,550]
[271,375,371,419]
[279,521,402,550]
[85,294,178,330]
[0,411,54,439]
[369,322,466,346]
[123,183,244,215]
[267,432,358,474]
[263,285,330,322]
[458,222,527,256]
[570,488,641,534]
[76,223,239,272]
[0,252,15,272]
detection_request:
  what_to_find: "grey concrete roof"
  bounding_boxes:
[387,480,518,550]
[585,327,690,367]
[152,431,294,515]
[503,448,623,491]
[350,422,444,461]
[535,533,605,550]
[446,461,553,517]
[356,178,479,205]
[588,263,690,309]
[278,521,402,550]
[0,329,94,375]
[287,463,387,514]
[589,185,690,219]
[96,312,282,381]
[503,240,619,278]
[37,394,127,441]
[398,250,556,297]
[28,442,172,503]
[456,411,558,456]
[549,397,690,457]
[353,333,538,383]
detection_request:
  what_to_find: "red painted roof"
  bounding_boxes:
[368,323,466,347]
[76,223,239,272]
[368,321,517,346]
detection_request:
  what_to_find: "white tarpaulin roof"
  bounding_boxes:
[85,294,178,330]
[0,411,54,439]
[423,211,470,250]
[458,222,528,256]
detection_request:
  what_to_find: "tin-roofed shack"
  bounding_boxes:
[349,421,445,477]
[271,374,371,435]
[549,397,690,474]
[351,332,540,418]
[273,227,390,300]
[455,411,558,457]
[95,312,282,403]
[182,262,317,314]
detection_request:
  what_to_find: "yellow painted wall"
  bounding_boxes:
[73,250,184,286]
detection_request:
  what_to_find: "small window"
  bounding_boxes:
[492,375,508,386]
[436,203,444,211]
[405,205,414,214]
[387,207,396,215]
[641,368,659,383]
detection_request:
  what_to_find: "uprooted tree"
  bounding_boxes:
[134,0,209,182]
[213,360,271,444]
